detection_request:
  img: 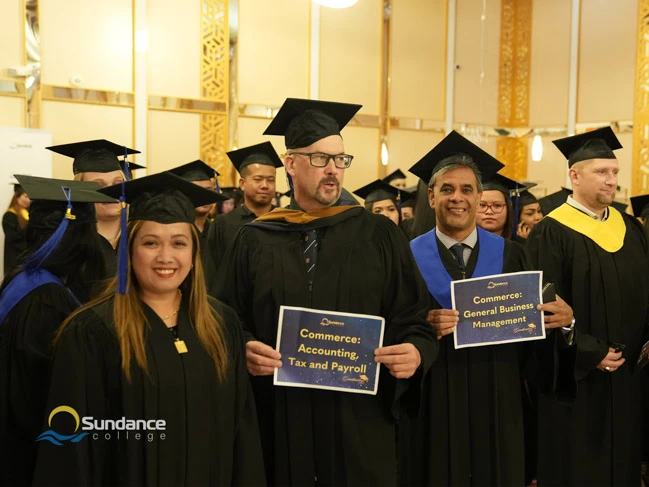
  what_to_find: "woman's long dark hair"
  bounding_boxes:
[411,179,436,239]
[1,218,108,303]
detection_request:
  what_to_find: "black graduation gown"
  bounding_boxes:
[399,238,575,487]
[206,205,271,276]
[0,283,79,487]
[2,211,27,276]
[98,234,117,276]
[213,207,438,487]
[197,219,218,291]
[33,297,265,486]
[526,211,649,487]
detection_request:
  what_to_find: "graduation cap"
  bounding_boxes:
[382,169,407,186]
[46,139,142,175]
[99,172,226,294]
[353,180,402,204]
[219,186,241,198]
[482,173,520,195]
[409,131,505,185]
[630,194,649,218]
[516,182,539,208]
[226,142,284,175]
[538,187,573,216]
[263,98,362,149]
[169,160,219,182]
[552,127,622,167]
[13,174,117,270]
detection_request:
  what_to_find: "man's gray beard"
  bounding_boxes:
[315,187,340,206]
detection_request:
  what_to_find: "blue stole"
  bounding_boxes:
[0,269,80,324]
[410,226,505,309]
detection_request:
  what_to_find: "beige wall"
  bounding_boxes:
[41,101,134,179]
[40,0,133,92]
[342,126,381,193]
[319,0,382,115]
[148,0,201,99]
[454,0,502,125]
[0,0,23,75]
[147,111,200,173]
[237,0,310,105]
[529,0,572,127]
[0,97,26,128]
[390,0,447,120]
[387,130,444,187]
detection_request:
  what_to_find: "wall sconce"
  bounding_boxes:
[381,139,389,166]
[531,134,543,162]
[314,0,359,8]
[135,29,149,53]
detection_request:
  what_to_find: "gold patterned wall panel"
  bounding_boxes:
[633,0,649,196]
[319,0,382,115]
[454,0,502,125]
[578,0,636,123]
[496,0,532,181]
[40,0,133,92]
[390,0,446,120]
[529,0,571,127]
[200,0,230,187]
[41,101,133,179]
[148,0,201,99]
[0,0,23,74]
[238,0,310,106]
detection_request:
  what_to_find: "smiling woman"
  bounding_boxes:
[34,172,265,486]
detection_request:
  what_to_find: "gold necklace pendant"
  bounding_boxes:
[174,338,188,354]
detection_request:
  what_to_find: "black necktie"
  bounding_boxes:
[450,243,466,270]
[303,229,318,286]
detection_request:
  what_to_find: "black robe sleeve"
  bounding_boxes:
[3,211,26,275]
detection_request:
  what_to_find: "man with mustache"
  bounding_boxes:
[206,142,282,275]
[527,127,649,486]
[213,98,437,486]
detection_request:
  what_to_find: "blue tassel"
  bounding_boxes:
[24,186,74,270]
[214,169,221,193]
[397,189,402,211]
[117,188,129,294]
[123,147,132,181]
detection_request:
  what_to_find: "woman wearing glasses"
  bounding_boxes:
[475,174,516,240]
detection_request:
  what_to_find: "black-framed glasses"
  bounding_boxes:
[477,201,507,214]
[288,151,354,169]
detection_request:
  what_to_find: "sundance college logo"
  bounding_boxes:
[36,405,167,445]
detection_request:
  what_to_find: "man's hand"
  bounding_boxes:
[538,294,573,329]
[597,347,625,373]
[374,343,421,379]
[246,341,282,376]
[426,309,459,339]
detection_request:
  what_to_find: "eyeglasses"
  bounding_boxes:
[477,201,506,214]
[288,151,354,169]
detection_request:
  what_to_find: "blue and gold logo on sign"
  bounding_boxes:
[36,406,89,446]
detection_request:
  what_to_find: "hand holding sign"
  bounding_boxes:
[426,309,460,339]
[246,341,282,376]
[374,343,421,379]
[537,294,574,329]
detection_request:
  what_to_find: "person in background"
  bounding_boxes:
[45,139,142,275]
[0,175,113,487]
[631,193,649,237]
[3,182,30,276]
[216,186,243,216]
[33,172,265,486]
[475,173,516,240]
[206,142,282,273]
[516,183,544,241]
[400,194,416,221]
[527,127,649,486]
[353,179,410,226]
[169,159,229,287]
[382,168,408,190]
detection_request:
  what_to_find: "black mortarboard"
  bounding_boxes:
[46,139,141,175]
[630,194,649,218]
[538,187,573,215]
[516,182,539,207]
[353,180,402,204]
[220,186,241,198]
[99,172,226,225]
[611,200,628,214]
[226,142,284,174]
[263,98,362,149]
[482,173,521,195]
[383,169,408,185]
[13,174,117,269]
[169,160,219,181]
[552,127,622,167]
[409,131,505,184]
